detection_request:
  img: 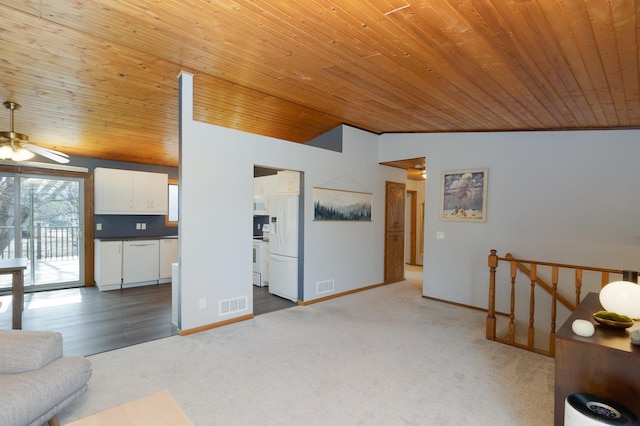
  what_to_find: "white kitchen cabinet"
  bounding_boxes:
[159,238,178,282]
[95,168,134,214]
[94,238,178,291]
[94,237,176,291]
[94,167,168,215]
[253,175,277,215]
[94,240,123,290]
[254,175,277,196]
[277,170,300,194]
[122,240,160,285]
[133,171,168,214]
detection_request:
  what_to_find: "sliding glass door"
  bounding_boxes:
[0,173,84,291]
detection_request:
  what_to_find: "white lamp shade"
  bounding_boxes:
[12,147,34,161]
[0,145,13,159]
[599,281,640,319]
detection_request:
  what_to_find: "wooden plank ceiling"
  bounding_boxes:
[0,1,638,168]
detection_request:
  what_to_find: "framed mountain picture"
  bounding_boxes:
[313,187,372,221]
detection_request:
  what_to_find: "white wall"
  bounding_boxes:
[179,70,640,331]
[178,73,404,331]
[379,130,640,310]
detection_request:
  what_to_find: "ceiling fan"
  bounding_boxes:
[0,101,70,164]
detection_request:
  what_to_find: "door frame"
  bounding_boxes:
[0,164,94,287]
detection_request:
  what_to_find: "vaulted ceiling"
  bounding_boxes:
[1,1,638,168]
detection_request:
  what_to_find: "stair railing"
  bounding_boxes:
[486,249,629,357]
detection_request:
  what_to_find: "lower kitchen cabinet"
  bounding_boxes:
[94,240,122,288]
[159,238,178,282]
[94,238,177,291]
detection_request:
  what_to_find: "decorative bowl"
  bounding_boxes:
[592,314,634,329]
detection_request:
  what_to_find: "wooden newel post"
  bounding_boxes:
[486,249,498,340]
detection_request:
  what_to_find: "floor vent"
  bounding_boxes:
[219,296,248,315]
[316,279,335,294]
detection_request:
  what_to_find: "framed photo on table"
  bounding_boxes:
[440,168,488,222]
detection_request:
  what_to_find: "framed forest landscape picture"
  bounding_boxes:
[313,187,372,221]
[440,168,488,222]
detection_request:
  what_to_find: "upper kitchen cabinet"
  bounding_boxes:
[95,168,133,213]
[253,175,277,215]
[95,167,168,215]
[277,170,300,194]
[133,171,168,213]
[254,175,277,196]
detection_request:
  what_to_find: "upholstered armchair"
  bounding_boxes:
[0,330,92,426]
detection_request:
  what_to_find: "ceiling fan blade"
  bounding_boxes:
[23,143,69,158]
[22,143,70,164]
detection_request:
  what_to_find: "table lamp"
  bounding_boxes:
[599,270,640,319]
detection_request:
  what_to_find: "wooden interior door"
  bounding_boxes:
[384,181,405,283]
[406,190,417,265]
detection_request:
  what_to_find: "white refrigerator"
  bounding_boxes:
[269,194,299,302]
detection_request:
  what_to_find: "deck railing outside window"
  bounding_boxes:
[0,224,79,261]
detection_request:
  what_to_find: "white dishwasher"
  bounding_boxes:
[122,240,160,286]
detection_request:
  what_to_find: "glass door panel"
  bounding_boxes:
[0,175,17,290]
[0,173,83,291]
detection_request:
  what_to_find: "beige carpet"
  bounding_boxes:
[58,267,554,425]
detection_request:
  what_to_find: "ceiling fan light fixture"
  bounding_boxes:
[0,142,35,161]
[0,144,13,159]
[1,101,69,164]
[12,146,36,162]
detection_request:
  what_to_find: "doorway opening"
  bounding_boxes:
[380,157,426,279]
[252,165,302,314]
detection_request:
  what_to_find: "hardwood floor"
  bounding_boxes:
[0,284,295,357]
[253,285,296,316]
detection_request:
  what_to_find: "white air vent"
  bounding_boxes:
[219,296,248,315]
[316,279,335,294]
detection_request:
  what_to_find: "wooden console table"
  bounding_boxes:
[0,258,27,330]
[555,292,640,424]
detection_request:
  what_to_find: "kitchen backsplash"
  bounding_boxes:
[94,214,178,239]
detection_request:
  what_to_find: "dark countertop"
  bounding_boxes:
[95,235,178,241]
